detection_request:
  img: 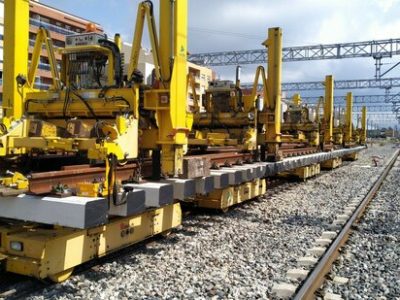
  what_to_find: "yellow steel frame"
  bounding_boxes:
[0,203,181,281]
[2,0,29,122]
[249,66,269,109]
[128,1,162,82]
[344,92,353,145]
[323,75,334,148]
[28,27,61,90]
[263,27,282,160]
[156,0,190,176]
[360,106,367,145]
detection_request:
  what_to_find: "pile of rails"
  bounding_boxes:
[0,0,365,282]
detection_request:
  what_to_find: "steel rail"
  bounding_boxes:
[27,151,254,194]
[293,148,400,300]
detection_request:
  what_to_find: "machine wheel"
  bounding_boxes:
[48,267,74,283]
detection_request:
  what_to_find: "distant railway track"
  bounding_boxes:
[292,149,400,300]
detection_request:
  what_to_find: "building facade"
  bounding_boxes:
[0,0,103,98]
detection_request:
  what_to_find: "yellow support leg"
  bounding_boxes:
[321,157,342,170]
[196,179,266,211]
[279,164,321,180]
[343,152,359,161]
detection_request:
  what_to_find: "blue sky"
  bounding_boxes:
[41,0,400,125]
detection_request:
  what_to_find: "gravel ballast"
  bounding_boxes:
[321,150,400,299]
[23,144,397,300]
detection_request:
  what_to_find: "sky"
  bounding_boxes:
[41,0,400,126]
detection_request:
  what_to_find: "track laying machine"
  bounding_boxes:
[189,66,265,153]
[0,0,367,282]
[280,93,320,155]
[0,0,191,282]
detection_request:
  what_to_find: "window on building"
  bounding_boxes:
[53,40,65,48]
[40,57,49,64]
[39,16,50,24]
[30,13,39,20]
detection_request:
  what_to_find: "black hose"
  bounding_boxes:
[70,87,98,121]
[98,39,123,87]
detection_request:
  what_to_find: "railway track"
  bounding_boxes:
[287,149,400,300]
[0,147,394,299]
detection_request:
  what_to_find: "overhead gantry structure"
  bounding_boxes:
[189,38,400,66]
[240,77,400,92]
[188,37,400,79]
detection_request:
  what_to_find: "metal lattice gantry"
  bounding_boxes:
[240,77,400,92]
[189,38,400,66]
[281,77,400,91]
[287,94,400,104]
[283,94,400,113]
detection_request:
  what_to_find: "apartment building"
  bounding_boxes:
[0,0,103,99]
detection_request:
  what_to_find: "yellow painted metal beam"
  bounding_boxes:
[159,0,172,82]
[28,28,61,90]
[344,92,353,144]
[263,27,282,160]
[157,0,190,176]
[323,75,334,146]
[3,0,30,120]
[360,106,367,145]
[128,2,162,82]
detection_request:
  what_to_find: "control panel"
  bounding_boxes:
[66,33,107,47]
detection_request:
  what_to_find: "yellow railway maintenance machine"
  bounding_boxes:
[0,0,188,282]
[189,66,266,153]
[187,30,280,211]
[281,94,320,148]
